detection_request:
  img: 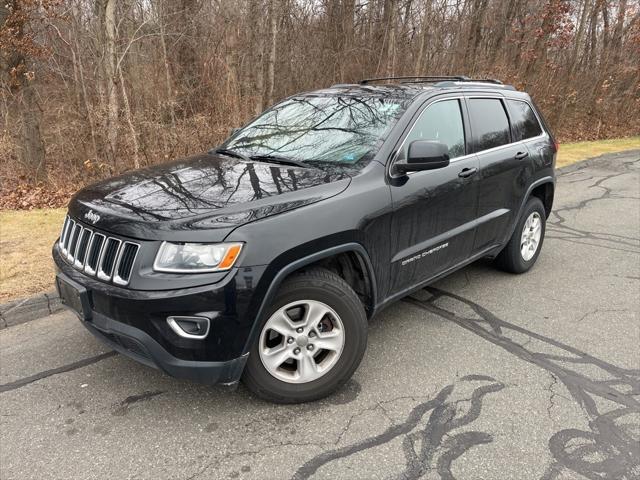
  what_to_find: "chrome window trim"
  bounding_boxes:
[466,96,548,153]
[505,98,545,143]
[387,94,550,180]
[388,96,470,178]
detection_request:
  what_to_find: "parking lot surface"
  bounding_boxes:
[1,151,639,480]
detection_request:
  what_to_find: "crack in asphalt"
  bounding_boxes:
[0,351,117,394]
[404,288,640,480]
[291,377,505,480]
[111,390,164,416]
[547,157,640,253]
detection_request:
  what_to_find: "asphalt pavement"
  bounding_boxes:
[1,151,639,480]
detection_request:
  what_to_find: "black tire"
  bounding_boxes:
[495,196,546,273]
[242,268,367,403]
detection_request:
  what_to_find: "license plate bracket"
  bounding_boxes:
[56,275,92,321]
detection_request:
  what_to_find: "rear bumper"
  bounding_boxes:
[80,309,248,385]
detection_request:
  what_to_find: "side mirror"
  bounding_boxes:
[395,140,450,174]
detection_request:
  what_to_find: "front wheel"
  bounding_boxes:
[495,196,546,273]
[242,268,367,403]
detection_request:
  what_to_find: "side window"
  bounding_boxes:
[468,98,510,151]
[402,99,465,160]
[507,100,543,141]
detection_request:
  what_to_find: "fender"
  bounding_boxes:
[240,242,377,356]
[507,176,555,238]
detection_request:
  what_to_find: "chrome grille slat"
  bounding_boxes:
[113,242,140,286]
[58,215,139,286]
[85,233,105,275]
[67,223,82,261]
[62,219,75,253]
[97,238,121,281]
[75,229,93,268]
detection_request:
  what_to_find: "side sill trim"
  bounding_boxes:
[377,244,502,312]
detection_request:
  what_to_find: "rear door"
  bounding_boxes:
[468,97,532,253]
[387,97,479,296]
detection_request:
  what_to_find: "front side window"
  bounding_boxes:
[468,98,510,151]
[507,100,543,141]
[401,99,465,160]
[225,95,408,165]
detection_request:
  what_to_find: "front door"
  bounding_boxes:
[388,97,479,296]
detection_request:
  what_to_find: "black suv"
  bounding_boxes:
[54,76,556,403]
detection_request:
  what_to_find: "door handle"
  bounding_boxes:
[515,151,529,160]
[458,167,478,178]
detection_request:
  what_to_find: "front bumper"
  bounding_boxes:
[82,306,248,385]
[53,245,267,385]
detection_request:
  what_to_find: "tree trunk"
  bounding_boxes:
[19,80,47,181]
[1,1,46,182]
[266,0,278,106]
[101,0,118,166]
[250,0,265,113]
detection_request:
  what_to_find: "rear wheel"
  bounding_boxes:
[495,196,546,273]
[242,268,367,403]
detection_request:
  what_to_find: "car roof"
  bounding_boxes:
[301,78,530,102]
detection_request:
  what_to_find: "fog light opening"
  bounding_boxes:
[167,316,210,340]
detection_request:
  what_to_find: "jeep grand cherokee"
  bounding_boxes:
[54,76,556,403]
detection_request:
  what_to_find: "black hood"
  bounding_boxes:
[68,153,352,241]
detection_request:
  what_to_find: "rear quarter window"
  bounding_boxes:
[468,98,510,151]
[507,100,543,141]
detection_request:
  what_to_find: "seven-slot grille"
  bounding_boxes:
[59,215,139,286]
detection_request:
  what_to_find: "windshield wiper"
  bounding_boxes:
[213,149,310,169]
[212,148,252,162]
[249,154,310,169]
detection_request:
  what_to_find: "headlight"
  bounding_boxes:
[153,242,243,273]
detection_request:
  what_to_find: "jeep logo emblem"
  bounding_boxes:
[84,210,100,224]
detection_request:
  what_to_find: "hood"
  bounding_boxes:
[69,153,352,241]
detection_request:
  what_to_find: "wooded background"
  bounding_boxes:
[1,0,639,206]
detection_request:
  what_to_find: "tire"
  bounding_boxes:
[242,268,367,403]
[495,196,546,274]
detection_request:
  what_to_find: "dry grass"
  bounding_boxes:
[0,208,66,302]
[0,136,639,303]
[557,136,640,168]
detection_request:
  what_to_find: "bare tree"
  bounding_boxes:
[1,0,638,196]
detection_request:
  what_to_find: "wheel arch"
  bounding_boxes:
[530,181,554,218]
[241,242,377,356]
[507,177,555,239]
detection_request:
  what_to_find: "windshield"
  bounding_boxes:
[223,95,408,165]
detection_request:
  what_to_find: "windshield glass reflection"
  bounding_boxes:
[225,95,408,164]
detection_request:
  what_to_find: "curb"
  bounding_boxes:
[0,291,63,330]
[1,149,638,330]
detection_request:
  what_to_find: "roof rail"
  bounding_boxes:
[359,76,470,85]
[359,76,505,86]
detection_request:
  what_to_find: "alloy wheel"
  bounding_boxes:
[520,212,542,261]
[259,300,345,384]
